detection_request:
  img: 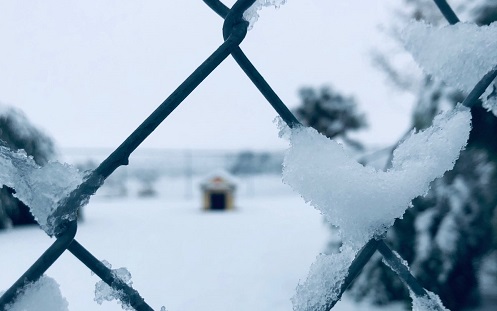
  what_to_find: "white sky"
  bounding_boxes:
[0,0,415,151]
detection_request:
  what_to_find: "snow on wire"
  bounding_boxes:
[1,0,495,311]
[243,0,287,28]
[281,105,470,249]
[402,20,497,114]
[0,144,83,234]
[0,276,69,311]
[94,260,135,311]
[282,4,497,310]
[283,105,470,311]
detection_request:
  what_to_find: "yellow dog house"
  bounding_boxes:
[200,172,237,211]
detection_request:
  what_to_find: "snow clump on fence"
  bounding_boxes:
[402,20,497,114]
[411,290,449,311]
[1,276,68,311]
[0,145,83,234]
[94,260,134,310]
[281,104,471,248]
[243,0,287,28]
[291,245,356,311]
[281,103,470,311]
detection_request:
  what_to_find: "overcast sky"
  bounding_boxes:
[0,0,416,152]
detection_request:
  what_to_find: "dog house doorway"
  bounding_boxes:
[210,192,226,210]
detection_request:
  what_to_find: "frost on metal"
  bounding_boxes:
[380,249,449,311]
[243,0,287,29]
[411,290,449,311]
[0,144,83,235]
[482,83,497,116]
[379,249,449,310]
[281,104,470,311]
[402,21,497,114]
[94,260,134,311]
[1,275,69,311]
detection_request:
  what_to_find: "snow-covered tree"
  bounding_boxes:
[294,86,367,149]
[348,1,497,310]
[0,104,56,228]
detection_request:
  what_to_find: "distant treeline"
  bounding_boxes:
[62,148,284,177]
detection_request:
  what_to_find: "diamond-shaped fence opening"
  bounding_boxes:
[0,0,496,310]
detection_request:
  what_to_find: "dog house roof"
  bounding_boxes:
[200,170,237,191]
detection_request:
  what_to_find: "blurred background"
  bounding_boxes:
[1,1,497,311]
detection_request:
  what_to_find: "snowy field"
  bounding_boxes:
[0,175,495,311]
[1,175,404,311]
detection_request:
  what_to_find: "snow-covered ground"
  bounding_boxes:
[0,175,494,311]
[0,175,389,311]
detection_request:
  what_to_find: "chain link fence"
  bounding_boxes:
[1,0,496,310]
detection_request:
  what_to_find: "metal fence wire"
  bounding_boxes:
[0,0,496,310]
